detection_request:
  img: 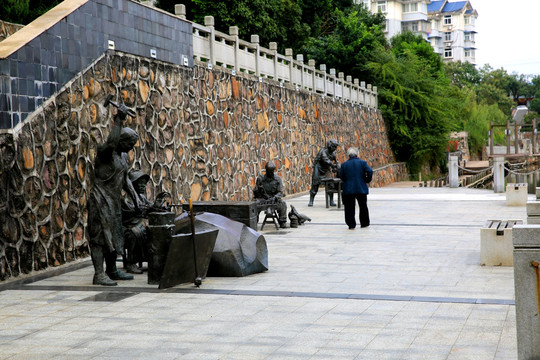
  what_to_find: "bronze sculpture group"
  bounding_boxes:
[88,97,168,286]
[87,93,362,285]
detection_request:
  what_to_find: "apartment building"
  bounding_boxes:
[358,0,478,64]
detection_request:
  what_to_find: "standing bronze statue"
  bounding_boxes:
[253,161,287,228]
[87,97,140,286]
[308,139,340,207]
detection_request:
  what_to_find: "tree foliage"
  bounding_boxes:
[300,6,387,84]
[0,0,61,25]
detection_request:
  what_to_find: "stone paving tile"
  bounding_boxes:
[0,186,527,359]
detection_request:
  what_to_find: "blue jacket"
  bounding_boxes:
[338,156,373,195]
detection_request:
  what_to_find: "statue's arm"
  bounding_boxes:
[122,157,140,209]
[97,114,123,160]
[274,177,285,199]
[253,176,264,199]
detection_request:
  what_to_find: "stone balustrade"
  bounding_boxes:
[181,10,377,108]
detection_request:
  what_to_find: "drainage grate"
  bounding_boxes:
[80,292,137,302]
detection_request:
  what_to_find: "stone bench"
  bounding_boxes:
[506,183,528,206]
[480,219,523,266]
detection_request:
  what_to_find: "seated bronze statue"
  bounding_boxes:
[121,169,170,274]
[253,161,287,228]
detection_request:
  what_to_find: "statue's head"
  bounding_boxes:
[129,170,150,193]
[265,161,276,178]
[327,139,339,152]
[118,127,139,152]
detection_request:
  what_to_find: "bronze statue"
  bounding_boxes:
[121,170,170,274]
[308,139,340,206]
[87,97,140,286]
[253,161,287,228]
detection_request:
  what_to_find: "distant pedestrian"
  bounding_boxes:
[338,147,373,229]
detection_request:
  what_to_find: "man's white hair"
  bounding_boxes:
[347,147,358,157]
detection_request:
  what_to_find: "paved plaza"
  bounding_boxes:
[0,183,529,359]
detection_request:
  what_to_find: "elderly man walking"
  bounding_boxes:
[338,147,373,230]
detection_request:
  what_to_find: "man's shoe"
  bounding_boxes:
[125,264,143,274]
[93,273,118,286]
[279,222,287,229]
[107,270,134,281]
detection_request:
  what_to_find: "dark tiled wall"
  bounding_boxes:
[0,0,193,129]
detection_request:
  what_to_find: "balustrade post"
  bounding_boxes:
[296,54,304,89]
[308,59,315,92]
[346,75,352,102]
[251,35,260,77]
[449,156,459,188]
[354,79,359,104]
[204,16,215,66]
[373,86,378,108]
[338,72,344,99]
[269,42,278,81]
[493,156,505,193]
[320,64,327,95]
[174,4,186,19]
[285,48,293,85]
[515,122,519,155]
[229,26,239,74]
[506,119,511,155]
[330,68,336,98]
[360,81,366,105]
[367,84,372,107]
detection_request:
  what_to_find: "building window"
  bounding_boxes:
[402,2,418,13]
[433,19,440,30]
[465,49,475,58]
[377,1,387,13]
[444,15,452,25]
[464,16,470,25]
[444,32,452,41]
[444,48,452,58]
[411,22,418,31]
[464,33,474,41]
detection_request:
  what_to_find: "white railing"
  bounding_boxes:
[180,9,377,108]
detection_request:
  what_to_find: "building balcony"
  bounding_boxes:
[464,40,476,48]
[428,29,442,38]
[402,12,428,22]
[464,24,476,33]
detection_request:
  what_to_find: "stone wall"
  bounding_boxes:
[0,0,193,129]
[0,50,406,281]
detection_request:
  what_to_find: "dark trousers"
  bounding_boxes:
[342,193,369,229]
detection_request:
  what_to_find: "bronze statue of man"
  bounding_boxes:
[87,105,140,286]
[253,161,287,228]
[308,139,339,207]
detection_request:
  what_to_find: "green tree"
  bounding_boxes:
[368,43,455,174]
[0,0,61,25]
[300,5,387,84]
[444,61,481,89]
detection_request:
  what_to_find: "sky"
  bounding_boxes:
[472,0,540,77]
